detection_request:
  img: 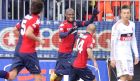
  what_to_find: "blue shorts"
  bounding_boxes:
[10,52,41,74]
[70,67,95,81]
[55,52,73,76]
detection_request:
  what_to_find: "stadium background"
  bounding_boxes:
[0,0,140,81]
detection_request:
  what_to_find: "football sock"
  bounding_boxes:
[0,70,9,79]
[118,79,122,81]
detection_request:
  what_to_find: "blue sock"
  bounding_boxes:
[0,70,9,79]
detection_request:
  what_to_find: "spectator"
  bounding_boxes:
[97,1,114,21]
[111,1,121,21]
[135,1,140,21]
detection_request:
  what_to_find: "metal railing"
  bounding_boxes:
[0,0,139,21]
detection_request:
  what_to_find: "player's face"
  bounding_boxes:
[65,11,75,22]
[121,9,131,21]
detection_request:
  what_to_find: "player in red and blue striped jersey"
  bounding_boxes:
[50,8,99,81]
[0,1,44,81]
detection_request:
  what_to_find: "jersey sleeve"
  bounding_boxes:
[31,19,40,29]
[15,22,21,31]
[76,15,95,27]
[76,21,85,27]
[59,23,66,32]
[131,23,139,58]
[110,23,119,60]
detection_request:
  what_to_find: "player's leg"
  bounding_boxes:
[8,56,24,80]
[51,60,63,81]
[116,60,133,81]
[127,60,134,81]
[0,54,24,80]
[77,67,95,81]
[51,53,73,81]
[127,75,133,81]
[119,75,128,81]
[0,70,9,79]
[50,52,63,81]
[25,53,42,81]
[8,68,18,80]
[0,68,18,80]
[93,78,96,81]
[55,75,63,81]
[69,67,79,81]
[50,72,59,81]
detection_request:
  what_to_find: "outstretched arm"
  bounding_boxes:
[76,8,99,27]
[59,27,77,38]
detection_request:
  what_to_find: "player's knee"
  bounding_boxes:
[127,76,133,81]
[8,74,16,80]
[8,71,17,80]
[8,75,16,81]
[120,74,129,81]
[93,78,96,81]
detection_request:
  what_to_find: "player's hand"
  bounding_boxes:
[68,26,77,34]
[72,26,78,30]
[94,62,98,70]
[134,57,139,65]
[110,60,116,68]
[39,39,45,45]
[92,8,99,16]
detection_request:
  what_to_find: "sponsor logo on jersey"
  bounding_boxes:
[120,33,133,41]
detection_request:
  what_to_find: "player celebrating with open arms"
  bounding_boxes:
[50,8,99,81]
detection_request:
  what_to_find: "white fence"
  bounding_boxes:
[0,0,139,21]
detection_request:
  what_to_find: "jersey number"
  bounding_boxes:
[21,19,27,35]
[76,38,84,53]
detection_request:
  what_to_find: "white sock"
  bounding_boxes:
[118,79,122,81]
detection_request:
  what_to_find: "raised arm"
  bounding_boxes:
[76,8,99,27]
[59,27,77,39]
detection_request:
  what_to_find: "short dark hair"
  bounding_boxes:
[121,5,130,11]
[31,1,43,15]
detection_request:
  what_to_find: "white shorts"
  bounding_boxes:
[116,60,134,77]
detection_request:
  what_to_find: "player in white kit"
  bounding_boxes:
[110,5,139,81]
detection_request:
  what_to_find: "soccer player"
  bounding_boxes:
[50,8,99,81]
[110,5,139,81]
[0,1,44,81]
[71,24,98,81]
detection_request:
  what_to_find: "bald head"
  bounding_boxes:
[65,8,75,22]
[65,8,74,14]
[86,24,96,33]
